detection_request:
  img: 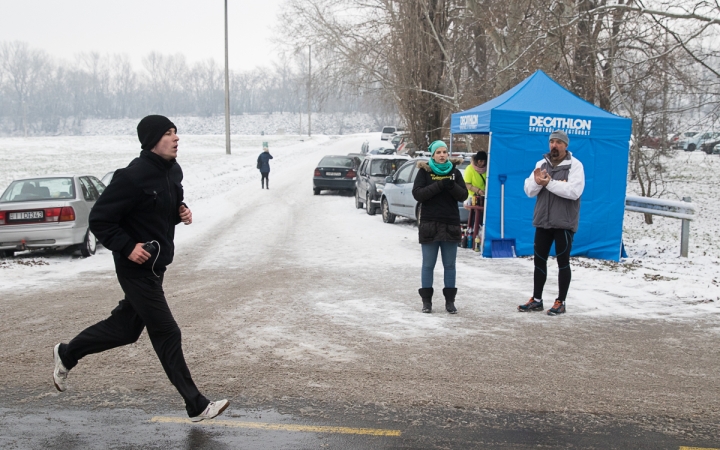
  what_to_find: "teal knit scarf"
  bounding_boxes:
[429,158,453,175]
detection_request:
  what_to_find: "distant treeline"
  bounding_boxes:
[0,41,395,136]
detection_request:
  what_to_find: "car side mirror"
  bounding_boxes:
[385,176,394,183]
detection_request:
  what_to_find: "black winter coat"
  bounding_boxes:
[257,152,273,173]
[412,158,468,244]
[89,150,185,278]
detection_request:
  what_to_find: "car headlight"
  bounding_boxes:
[375,183,385,194]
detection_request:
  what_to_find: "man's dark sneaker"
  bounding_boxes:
[518,298,543,312]
[547,299,566,316]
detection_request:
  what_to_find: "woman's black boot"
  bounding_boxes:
[418,288,433,313]
[443,288,458,314]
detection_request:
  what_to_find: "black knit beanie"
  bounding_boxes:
[137,115,177,150]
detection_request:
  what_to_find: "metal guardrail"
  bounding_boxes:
[625,195,696,257]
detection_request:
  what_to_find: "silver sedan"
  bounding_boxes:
[0,175,105,257]
[380,158,471,224]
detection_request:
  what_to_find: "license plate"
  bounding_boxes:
[326,172,341,176]
[9,211,44,221]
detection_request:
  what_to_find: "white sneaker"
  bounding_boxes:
[191,399,230,422]
[53,344,69,392]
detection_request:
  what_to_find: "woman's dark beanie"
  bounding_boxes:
[474,151,487,163]
[137,115,177,150]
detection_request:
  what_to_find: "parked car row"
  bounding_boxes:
[0,174,108,258]
[312,143,473,226]
[354,155,412,215]
[633,131,720,153]
[665,130,720,152]
[685,131,720,154]
[380,156,471,224]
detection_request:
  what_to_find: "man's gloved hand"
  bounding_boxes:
[442,178,455,190]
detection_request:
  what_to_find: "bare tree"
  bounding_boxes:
[142,52,189,113]
[0,41,49,135]
[111,54,138,118]
[188,59,223,117]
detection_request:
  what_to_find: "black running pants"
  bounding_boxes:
[261,172,269,188]
[59,274,210,417]
[533,227,574,302]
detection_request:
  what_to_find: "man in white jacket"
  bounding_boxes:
[518,130,585,316]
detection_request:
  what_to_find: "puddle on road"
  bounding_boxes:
[0,405,397,449]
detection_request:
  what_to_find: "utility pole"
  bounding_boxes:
[224,0,231,155]
[307,45,311,137]
[661,29,669,153]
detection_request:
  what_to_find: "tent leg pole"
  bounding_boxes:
[449,132,453,156]
[500,183,505,239]
[480,132,492,255]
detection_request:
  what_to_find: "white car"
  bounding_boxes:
[380,126,398,141]
[683,131,719,152]
[0,175,105,257]
[671,131,697,149]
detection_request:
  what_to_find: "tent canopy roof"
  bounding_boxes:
[451,70,630,136]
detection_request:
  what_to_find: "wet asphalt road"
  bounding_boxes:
[1,137,719,449]
[1,392,717,449]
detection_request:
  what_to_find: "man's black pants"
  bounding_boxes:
[533,227,574,302]
[261,172,269,188]
[59,274,210,417]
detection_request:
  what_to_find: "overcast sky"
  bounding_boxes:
[0,0,285,72]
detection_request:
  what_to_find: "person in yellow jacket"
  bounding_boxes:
[463,151,487,231]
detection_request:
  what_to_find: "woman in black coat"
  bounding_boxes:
[412,140,468,314]
[257,147,273,189]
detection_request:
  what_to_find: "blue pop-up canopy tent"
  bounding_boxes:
[450,70,632,260]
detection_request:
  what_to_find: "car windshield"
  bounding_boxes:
[319,156,354,168]
[382,127,395,134]
[369,159,407,176]
[0,177,75,202]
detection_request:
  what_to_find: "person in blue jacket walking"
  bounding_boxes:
[257,147,273,189]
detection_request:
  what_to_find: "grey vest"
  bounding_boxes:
[532,155,581,232]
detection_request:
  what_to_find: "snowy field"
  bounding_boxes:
[0,112,381,137]
[0,133,718,323]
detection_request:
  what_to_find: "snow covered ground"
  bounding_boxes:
[0,134,718,323]
[0,112,381,137]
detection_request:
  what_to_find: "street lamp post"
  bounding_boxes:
[308,45,311,137]
[224,0,231,155]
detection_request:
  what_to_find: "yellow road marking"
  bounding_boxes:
[150,416,402,436]
[680,447,720,450]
